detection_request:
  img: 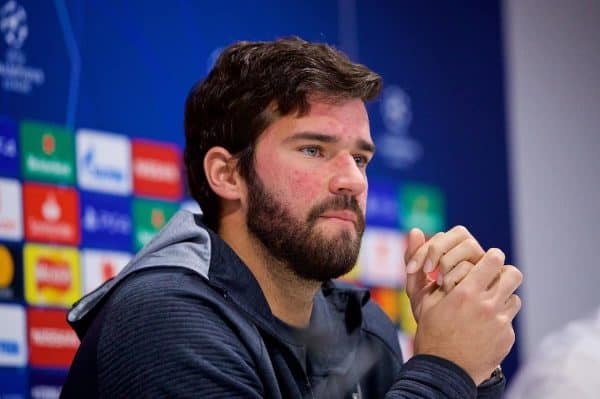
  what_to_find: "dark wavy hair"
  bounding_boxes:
[184,37,382,231]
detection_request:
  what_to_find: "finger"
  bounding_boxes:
[405,228,426,274]
[406,263,430,298]
[438,261,474,293]
[438,237,484,276]
[404,228,427,274]
[405,231,444,274]
[500,294,522,322]
[489,265,523,302]
[464,248,505,290]
[422,225,471,273]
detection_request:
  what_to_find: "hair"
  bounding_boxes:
[184,36,382,231]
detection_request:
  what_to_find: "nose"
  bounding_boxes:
[328,153,367,196]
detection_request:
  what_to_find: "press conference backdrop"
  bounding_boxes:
[0,1,515,396]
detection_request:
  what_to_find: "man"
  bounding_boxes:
[61,37,522,398]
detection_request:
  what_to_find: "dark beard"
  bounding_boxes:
[245,168,365,282]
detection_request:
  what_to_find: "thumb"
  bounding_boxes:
[405,228,425,272]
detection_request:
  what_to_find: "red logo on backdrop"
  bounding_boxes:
[132,139,182,200]
[36,257,71,291]
[101,260,116,281]
[23,183,80,245]
[27,308,79,367]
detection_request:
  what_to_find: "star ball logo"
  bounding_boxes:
[0,0,27,49]
[375,85,423,169]
[0,0,45,94]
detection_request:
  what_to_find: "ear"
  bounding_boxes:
[203,147,243,201]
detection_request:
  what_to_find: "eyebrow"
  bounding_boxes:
[284,131,376,154]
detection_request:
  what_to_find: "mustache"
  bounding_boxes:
[307,196,365,231]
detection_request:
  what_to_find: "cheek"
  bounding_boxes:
[287,170,321,202]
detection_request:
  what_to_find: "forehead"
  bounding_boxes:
[258,99,372,145]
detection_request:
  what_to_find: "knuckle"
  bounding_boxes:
[504,265,524,285]
[451,225,469,237]
[488,248,505,264]
[466,237,482,252]
[480,300,496,317]
[512,294,522,312]
[438,256,451,273]
[453,286,471,302]
[428,242,442,258]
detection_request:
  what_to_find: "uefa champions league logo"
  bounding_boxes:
[0,0,45,94]
[380,86,412,134]
[375,85,423,169]
[0,0,28,49]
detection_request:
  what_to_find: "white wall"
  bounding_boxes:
[503,0,600,359]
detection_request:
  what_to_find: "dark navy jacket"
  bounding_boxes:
[61,211,504,398]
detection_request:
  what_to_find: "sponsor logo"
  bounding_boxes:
[24,243,80,307]
[29,369,67,399]
[133,198,178,251]
[0,116,19,177]
[0,244,13,286]
[76,129,131,195]
[20,121,75,184]
[0,303,26,366]
[81,249,130,294]
[0,242,22,300]
[80,191,131,251]
[0,177,22,240]
[375,86,423,169]
[27,307,79,367]
[35,257,71,291]
[23,183,79,245]
[132,139,182,200]
[0,0,45,94]
[370,287,399,322]
[397,289,417,335]
[366,180,400,228]
[400,183,445,235]
[357,228,406,287]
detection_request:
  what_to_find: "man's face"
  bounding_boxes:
[245,98,373,282]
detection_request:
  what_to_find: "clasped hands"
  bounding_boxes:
[404,226,523,385]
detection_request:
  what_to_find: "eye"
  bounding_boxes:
[353,154,369,168]
[300,146,322,157]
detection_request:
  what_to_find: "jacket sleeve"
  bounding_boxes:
[384,354,505,399]
[95,269,265,398]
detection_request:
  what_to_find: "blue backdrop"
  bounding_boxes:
[1,0,517,396]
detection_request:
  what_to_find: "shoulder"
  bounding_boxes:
[96,267,264,397]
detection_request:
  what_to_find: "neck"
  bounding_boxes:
[219,212,321,328]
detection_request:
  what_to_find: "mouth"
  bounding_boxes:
[319,210,358,225]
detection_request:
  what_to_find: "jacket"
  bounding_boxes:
[61,210,505,398]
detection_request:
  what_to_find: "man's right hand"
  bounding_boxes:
[413,248,522,385]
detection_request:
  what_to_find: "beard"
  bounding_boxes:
[245,168,365,282]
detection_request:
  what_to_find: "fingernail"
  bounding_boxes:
[424,259,434,273]
[436,274,443,286]
[406,260,417,273]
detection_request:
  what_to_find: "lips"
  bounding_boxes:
[319,210,358,224]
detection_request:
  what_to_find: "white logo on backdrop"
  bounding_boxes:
[0,0,27,49]
[0,0,44,94]
[0,303,26,366]
[41,193,61,222]
[376,86,423,169]
[0,177,22,241]
[83,205,130,235]
[77,129,132,195]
